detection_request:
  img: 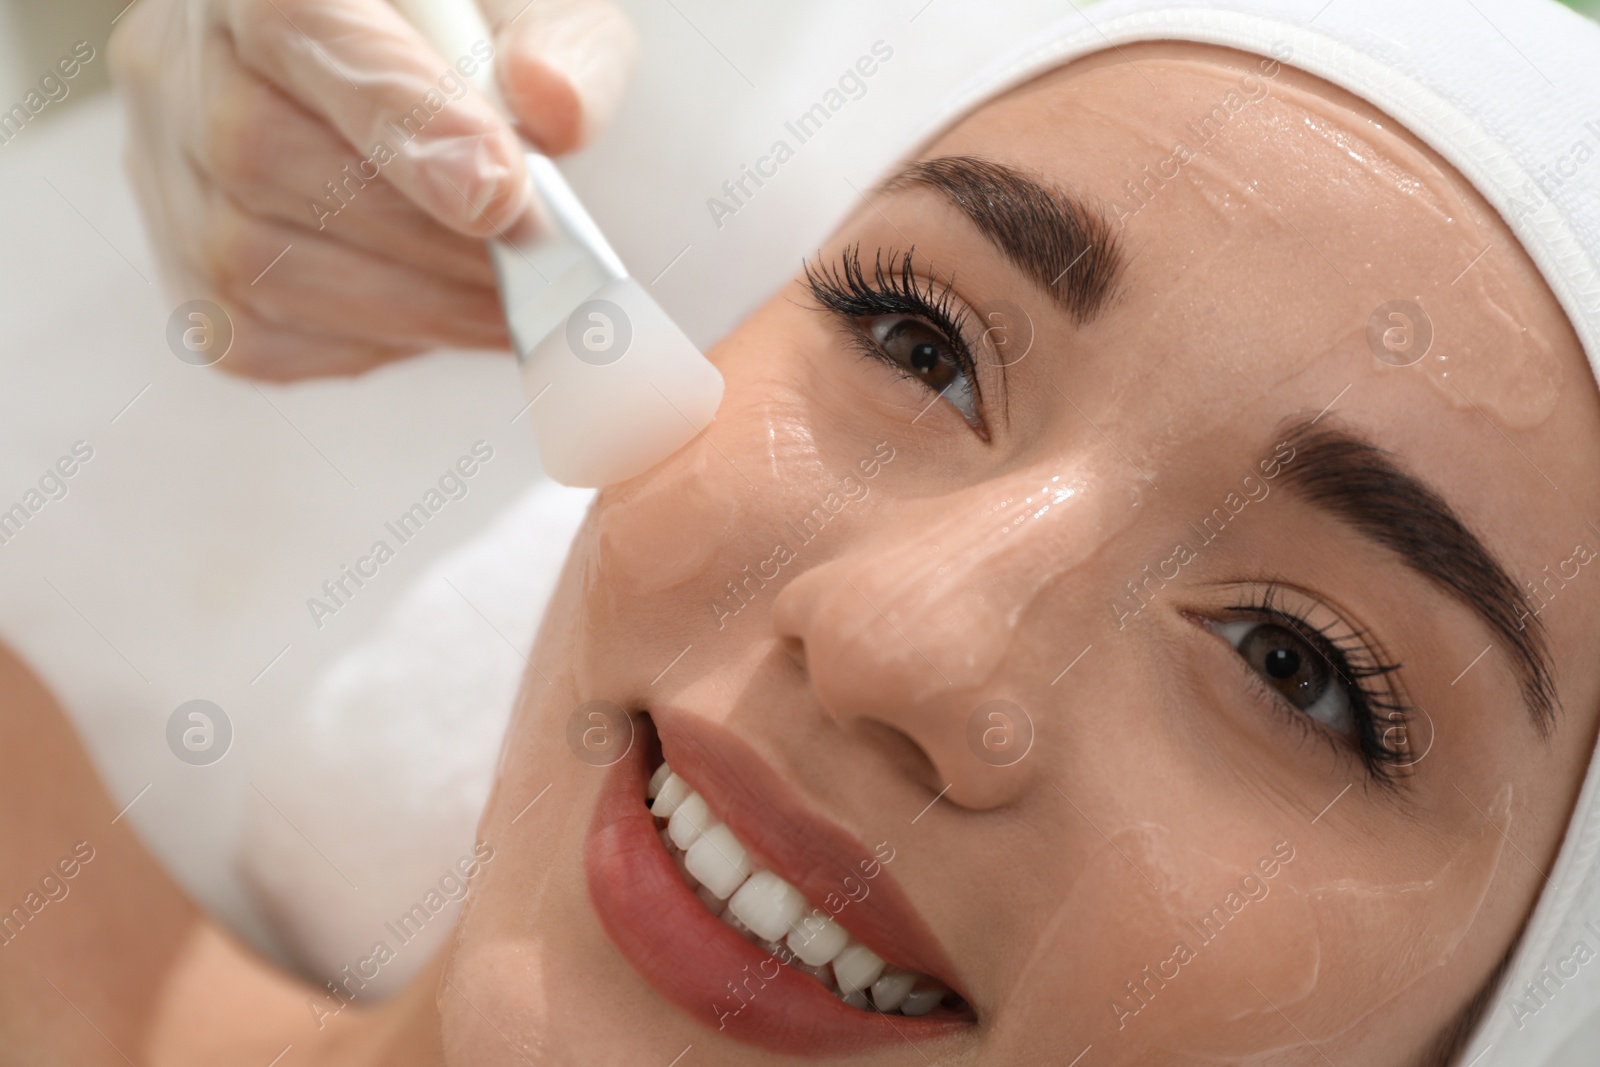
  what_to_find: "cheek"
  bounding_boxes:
[991,824,1320,1060]
[983,783,1511,1061]
[592,374,826,590]
[594,441,744,595]
[583,305,848,652]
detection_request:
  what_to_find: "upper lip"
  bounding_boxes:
[649,705,965,997]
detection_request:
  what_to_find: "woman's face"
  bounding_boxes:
[440,42,1600,1066]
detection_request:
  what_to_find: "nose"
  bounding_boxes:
[771,465,1131,810]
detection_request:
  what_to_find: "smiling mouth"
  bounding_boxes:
[584,711,973,1056]
[648,758,966,1017]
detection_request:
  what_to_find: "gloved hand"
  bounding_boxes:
[110,0,637,379]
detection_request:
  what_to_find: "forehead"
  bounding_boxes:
[902,41,1581,464]
[926,44,1555,399]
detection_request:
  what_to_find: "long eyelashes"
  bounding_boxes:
[1226,583,1414,785]
[802,244,986,418]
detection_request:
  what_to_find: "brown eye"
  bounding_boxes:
[1208,619,1354,733]
[1239,624,1329,708]
[863,315,979,424]
[873,318,957,390]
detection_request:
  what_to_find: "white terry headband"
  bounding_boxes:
[912,1,1600,1063]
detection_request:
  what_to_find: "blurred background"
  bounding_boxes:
[0,0,127,109]
[1,0,1597,122]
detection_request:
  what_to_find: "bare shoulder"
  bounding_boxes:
[0,641,442,1065]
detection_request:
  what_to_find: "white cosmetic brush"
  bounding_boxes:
[395,0,724,487]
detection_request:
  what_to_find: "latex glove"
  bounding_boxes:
[110,0,636,379]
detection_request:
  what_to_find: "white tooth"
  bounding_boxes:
[840,989,871,1010]
[694,884,728,917]
[647,762,672,799]
[727,871,806,943]
[668,792,712,849]
[721,909,755,939]
[899,984,945,1017]
[685,824,751,899]
[832,942,886,995]
[871,971,917,1012]
[650,773,690,818]
[785,910,849,967]
[663,829,694,886]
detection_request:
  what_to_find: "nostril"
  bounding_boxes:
[779,634,808,674]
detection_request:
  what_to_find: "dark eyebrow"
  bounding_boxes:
[878,155,1126,325]
[1277,418,1557,732]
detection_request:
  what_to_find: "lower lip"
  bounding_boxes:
[584,719,967,1057]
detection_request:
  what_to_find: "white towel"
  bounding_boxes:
[240,478,593,997]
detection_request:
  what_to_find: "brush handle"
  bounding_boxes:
[391,0,501,104]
